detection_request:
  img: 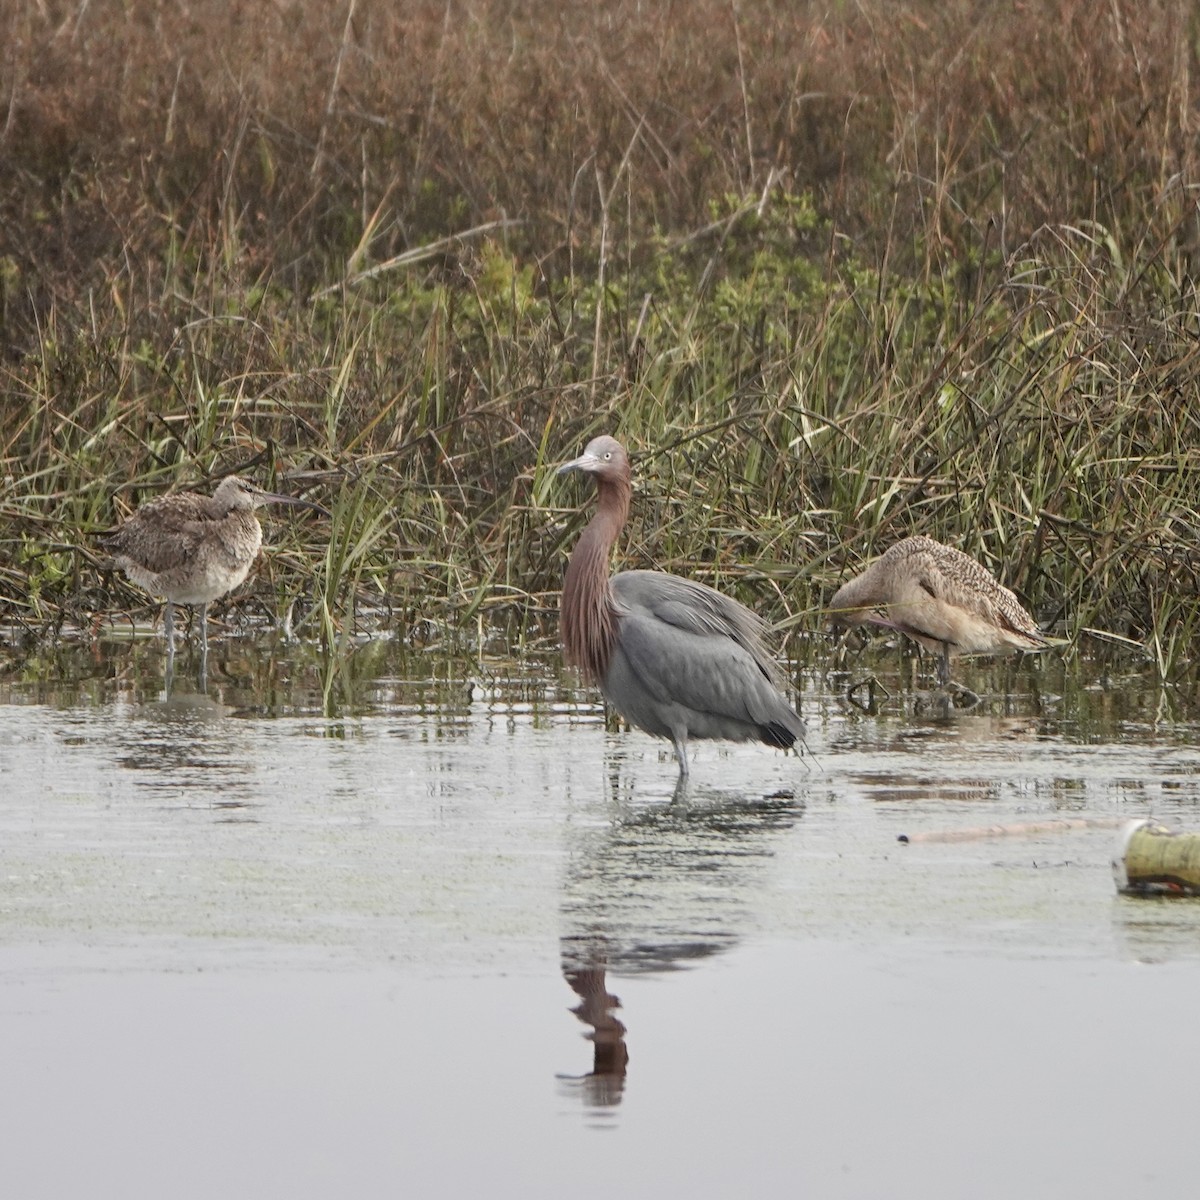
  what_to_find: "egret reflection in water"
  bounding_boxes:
[558,779,804,1108]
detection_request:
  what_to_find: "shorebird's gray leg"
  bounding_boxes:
[164,602,176,658]
[199,603,209,658]
[937,647,951,688]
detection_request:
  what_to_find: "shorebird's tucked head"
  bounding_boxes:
[826,573,883,631]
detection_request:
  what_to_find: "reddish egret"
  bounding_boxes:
[557,435,804,779]
[103,475,325,656]
[828,535,1048,685]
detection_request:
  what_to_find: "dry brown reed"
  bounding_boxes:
[2,1,1200,674]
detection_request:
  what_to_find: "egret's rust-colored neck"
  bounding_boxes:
[561,471,631,683]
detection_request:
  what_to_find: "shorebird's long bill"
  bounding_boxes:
[261,491,331,518]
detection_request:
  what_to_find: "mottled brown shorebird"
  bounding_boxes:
[103,475,325,656]
[558,435,804,781]
[827,534,1049,686]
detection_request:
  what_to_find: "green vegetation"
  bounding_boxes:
[3,1,1200,675]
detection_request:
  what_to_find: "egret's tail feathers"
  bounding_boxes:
[758,719,804,750]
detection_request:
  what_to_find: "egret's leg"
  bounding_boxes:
[672,733,690,779]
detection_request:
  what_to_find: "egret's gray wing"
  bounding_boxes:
[610,571,802,740]
[612,570,784,683]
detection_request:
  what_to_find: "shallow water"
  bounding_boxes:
[3,636,1200,1198]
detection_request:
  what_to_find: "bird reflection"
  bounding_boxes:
[558,775,803,1110]
[163,646,210,698]
[112,685,234,778]
[559,937,629,1107]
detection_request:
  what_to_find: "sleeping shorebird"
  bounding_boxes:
[103,475,325,657]
[828,535,1049,687]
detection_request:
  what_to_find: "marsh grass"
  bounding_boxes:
[3,2,1200,676]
